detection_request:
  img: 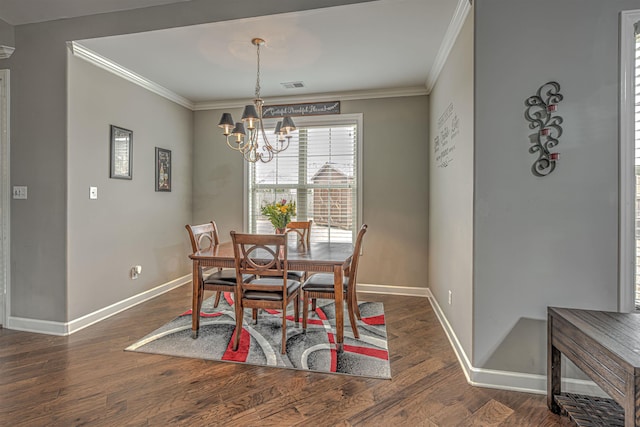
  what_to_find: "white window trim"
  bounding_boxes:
[619,10,640,312]
[243,113,364,236]
[0,70,8,327]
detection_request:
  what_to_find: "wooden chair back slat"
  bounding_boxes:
[285,220,312,248]
[185,221,220,252]
[231,232,288,279]
[347,224,367,286]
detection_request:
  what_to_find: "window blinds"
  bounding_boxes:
[248,122,358,244]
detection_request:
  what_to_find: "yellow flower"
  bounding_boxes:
[261,198,296,229]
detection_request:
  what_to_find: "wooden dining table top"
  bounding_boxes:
[189,241,355,271]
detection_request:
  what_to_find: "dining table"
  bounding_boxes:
[189,240,355,351]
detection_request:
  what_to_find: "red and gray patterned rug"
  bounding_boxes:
[126,293,391,379]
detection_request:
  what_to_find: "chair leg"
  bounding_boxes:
[353,292,362,320]
[213,291,221,308]
[281,304,287,354]
[347,293,359,339]
[191,283,205,338]
[294,292,300,326]
[196,283,205,316]
[232,300,244,351]
[302,291,309,330]
[312,298,317,311]
[252,308,258,324]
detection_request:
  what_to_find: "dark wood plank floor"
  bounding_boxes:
[0,285,572,426]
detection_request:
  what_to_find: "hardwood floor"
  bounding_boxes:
[0,285,572,426]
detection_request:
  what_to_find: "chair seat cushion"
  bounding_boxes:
[301,273,349,293]
[243,278,300,300]
[287,271,306,280]
[204,270,254,285]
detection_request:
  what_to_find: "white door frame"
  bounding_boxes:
[0,69,9,327]
[619,11,640,312]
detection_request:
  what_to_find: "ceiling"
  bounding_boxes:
[1,0,462,106]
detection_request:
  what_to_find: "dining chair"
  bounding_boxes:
[301,224,368,338]
[185,221,253,313]
[230,231,301,354]
[284,220,313,282]
[285,220,312,248]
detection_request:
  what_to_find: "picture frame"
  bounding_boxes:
[155,147,171,192]
[110,125,133,179]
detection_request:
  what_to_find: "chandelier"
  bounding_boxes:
[218,38,296,163]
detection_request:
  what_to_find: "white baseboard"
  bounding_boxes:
[426,289,606,397]
[7,274,191,336]
[5,279,423,336]
[358,283,429,297]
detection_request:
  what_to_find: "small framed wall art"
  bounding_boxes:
[110,125,133,179]
[155,147,171,192]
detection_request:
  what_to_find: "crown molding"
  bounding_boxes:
[68,40,427,112]
[425,0,472,93]
[193,86,428,111]
[68,41,194,110]
[0,45,15,59]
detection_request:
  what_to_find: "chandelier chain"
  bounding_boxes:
[255,42,261,99]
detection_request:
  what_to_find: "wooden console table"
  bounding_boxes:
[547,307,640,427]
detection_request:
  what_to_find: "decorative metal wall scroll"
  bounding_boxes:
[524,81,563,177]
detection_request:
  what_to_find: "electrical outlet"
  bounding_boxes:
[130,265,142,280]
[89,186,98,199]
[12,186,27,199]
[448,290,452,305]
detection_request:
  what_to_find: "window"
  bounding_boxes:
[620,11,640,311]
[247,114,362,244]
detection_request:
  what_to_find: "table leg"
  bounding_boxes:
[626,373,640,427]
[547,313,561,413]
[191,259,200,339]
[334,265,344,352]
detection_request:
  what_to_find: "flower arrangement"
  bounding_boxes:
[261,199,296,230]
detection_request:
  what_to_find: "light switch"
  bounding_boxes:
[89,186,98,199]
[12,186,27,199]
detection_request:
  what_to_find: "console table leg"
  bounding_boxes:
[548,313,561,413]
[627,373,640,427]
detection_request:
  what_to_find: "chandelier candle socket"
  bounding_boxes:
[218,38,297,163]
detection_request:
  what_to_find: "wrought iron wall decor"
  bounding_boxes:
[524,81,563,177]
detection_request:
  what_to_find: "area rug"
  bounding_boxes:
[126,293,391,379]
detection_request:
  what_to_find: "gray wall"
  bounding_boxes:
[67,53,192,320]
[429,13,474,358]
[194,96,430,288]
[0,18,13,47]
[473,0,635,374]
[4,0,375,322]
[192,106,246,241]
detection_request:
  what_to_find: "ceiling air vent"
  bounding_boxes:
[281,81,305,89]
